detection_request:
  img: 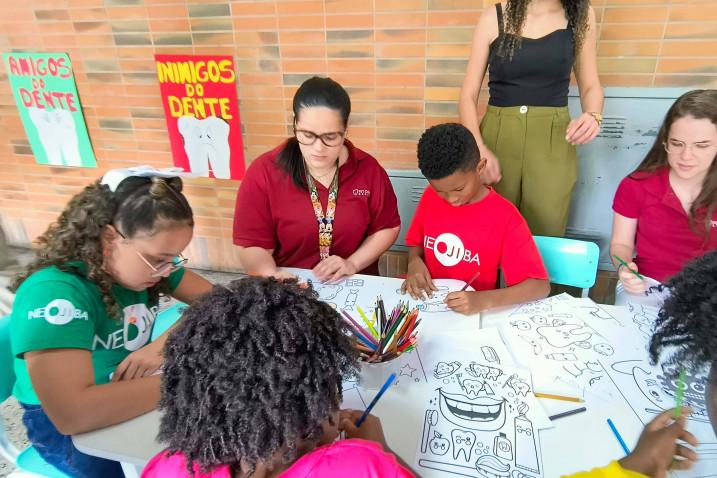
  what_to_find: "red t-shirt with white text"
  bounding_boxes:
[405,187,547,290]
[233,140,401,274]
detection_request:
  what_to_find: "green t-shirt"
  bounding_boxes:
[10,263,185,405]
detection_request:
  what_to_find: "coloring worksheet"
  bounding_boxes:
[413,329,551,478]
[500,298,617,399]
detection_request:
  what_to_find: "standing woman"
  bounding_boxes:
[233,77,401,282]
[460,0,603,236]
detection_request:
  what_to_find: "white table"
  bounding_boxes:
[72,273,641,478]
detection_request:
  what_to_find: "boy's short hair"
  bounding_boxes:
[417,123,480,179]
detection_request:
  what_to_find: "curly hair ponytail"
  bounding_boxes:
[11,174,194,319]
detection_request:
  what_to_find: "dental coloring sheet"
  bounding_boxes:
[414,330,551,478]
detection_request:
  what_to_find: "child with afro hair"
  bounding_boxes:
[141,276,414,477]
[401,122,549,315]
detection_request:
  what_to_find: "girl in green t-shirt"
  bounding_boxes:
[9,167,213,477]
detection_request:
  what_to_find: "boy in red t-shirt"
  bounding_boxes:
[401,123,550,315]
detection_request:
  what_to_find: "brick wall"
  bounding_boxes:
[1,0,716,272]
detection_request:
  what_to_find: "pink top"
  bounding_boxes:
[141,439,414,478]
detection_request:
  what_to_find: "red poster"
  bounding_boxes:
[155,54,245,180]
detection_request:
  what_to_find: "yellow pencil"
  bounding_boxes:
[357,305,379,339]
[534,392,584,403]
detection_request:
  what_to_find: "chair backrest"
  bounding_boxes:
[0,316,15,402]
[533,236,600,291]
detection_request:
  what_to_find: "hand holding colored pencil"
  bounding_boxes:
[340,296,420,363]
[613,254,645,280]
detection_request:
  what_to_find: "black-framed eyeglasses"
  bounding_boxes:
[114,227,188,277]
[293,127,346,147]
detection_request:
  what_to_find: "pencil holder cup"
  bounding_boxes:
[359,358,396,390]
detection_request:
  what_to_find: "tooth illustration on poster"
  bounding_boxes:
[27,107,82,167]
[3,52,97,168]
[177,116,231,179]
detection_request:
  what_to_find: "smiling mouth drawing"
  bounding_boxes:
[438,389,507,430]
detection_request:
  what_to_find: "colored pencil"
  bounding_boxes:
[534,392,584,403]
[356,373,397,427]
[461,270,482,291]
[612,254,645,280]
[549,407,587,421]
[343,297,421,363]
[674,367,687,419]
[607,418,630,455]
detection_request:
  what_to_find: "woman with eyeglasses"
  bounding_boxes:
[610,89,717,301]
[233,76,401,282]
[8,168,213,477]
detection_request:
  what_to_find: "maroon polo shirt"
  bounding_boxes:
[233,140,401,275]
[613,166,717,282]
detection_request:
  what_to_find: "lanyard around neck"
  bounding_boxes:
[305,160,339,260]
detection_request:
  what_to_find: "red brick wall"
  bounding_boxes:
[1,0,715,271]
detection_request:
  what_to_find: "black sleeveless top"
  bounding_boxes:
[487,3,574,107]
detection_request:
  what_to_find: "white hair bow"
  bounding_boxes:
[100,165,196,192]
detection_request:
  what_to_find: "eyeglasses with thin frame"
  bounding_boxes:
[663,139,716,156]
[114,227,188,277]
[293,126,346,147]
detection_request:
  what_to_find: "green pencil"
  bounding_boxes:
[674,367,687,419]
[612,254,645,280]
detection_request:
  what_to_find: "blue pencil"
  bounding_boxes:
[355,373,397,427]
[607,418,630,455]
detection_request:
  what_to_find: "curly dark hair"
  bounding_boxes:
[497,0,591,60]
[649,251,717,376]
[157,277,360,476]
[417,123,480,180]
[10,175,193,318]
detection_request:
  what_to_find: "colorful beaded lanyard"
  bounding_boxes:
[305,161,339,260]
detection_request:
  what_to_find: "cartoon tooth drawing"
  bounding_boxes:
[511,320,531,331]
[460,378,494,397]
[177,115,231,179]
[466,362,503,380]
[451,429,476,461]
[434,361,462,379]
[438,388,507,431]
[505,374,531,397]
[28,107,82,167]
[530,315,548,325]
[428,431,450,456]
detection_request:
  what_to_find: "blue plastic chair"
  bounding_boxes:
[0,316,71,478]
[533,236,600,297]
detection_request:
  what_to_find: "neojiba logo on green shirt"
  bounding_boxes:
[27,298,89,325]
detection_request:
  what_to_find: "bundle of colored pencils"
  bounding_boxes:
[340,296,420,363]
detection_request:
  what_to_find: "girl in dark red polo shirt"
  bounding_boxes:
[610,90,717,299]
[233,77,400,282]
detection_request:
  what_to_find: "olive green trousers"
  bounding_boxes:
[480,104,577,237]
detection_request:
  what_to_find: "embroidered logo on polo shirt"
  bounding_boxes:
[352,188,370,196]
[28,299,88,325]
[424,233,480,267]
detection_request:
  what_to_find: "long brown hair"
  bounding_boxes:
[497,0,590,60]
[632,89,717,238]
[11,176,194,318]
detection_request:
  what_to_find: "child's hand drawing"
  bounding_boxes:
[339,410,388,447]
[402,257,438,300]
[618,408,698,478]
[444,290,486,315]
